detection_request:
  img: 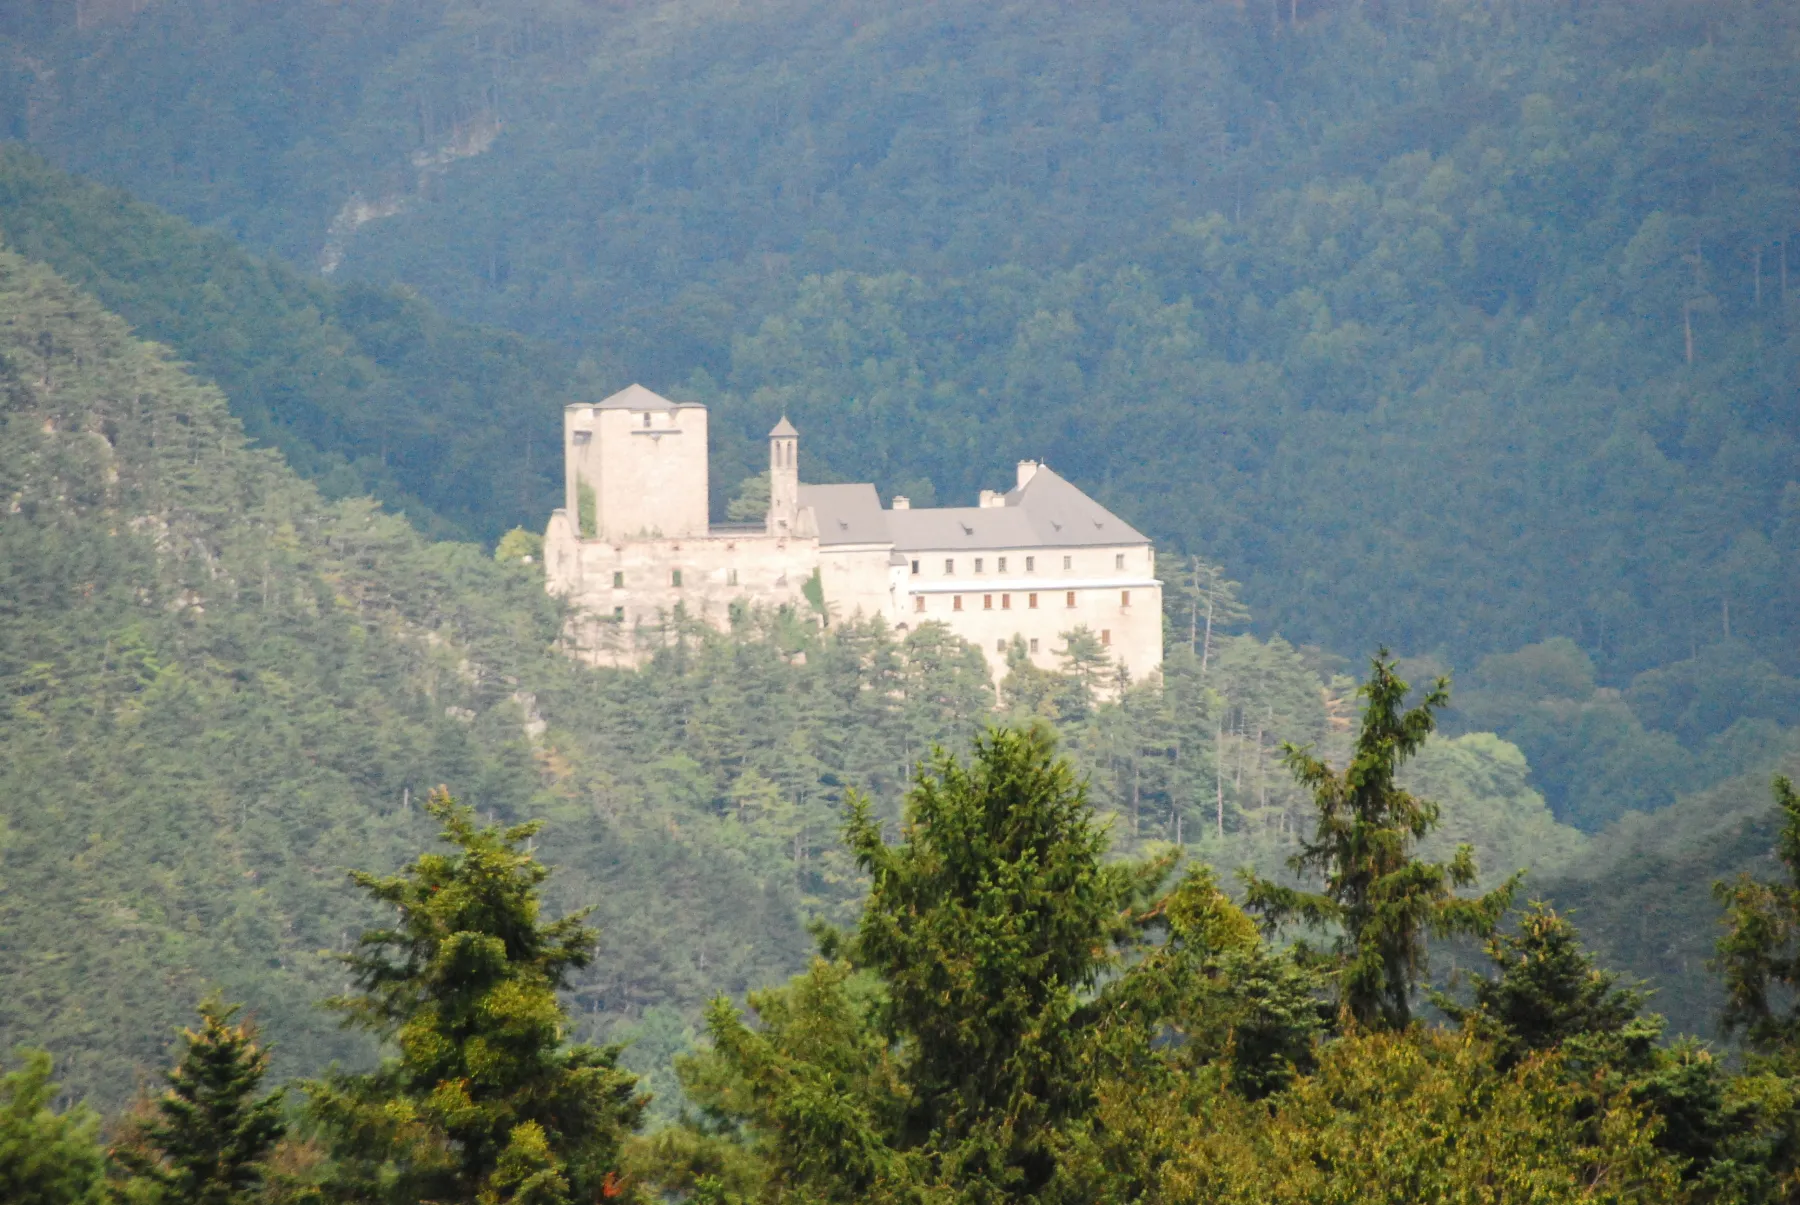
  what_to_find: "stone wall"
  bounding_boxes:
[546,510,826,665]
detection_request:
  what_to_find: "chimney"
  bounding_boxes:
[891,495,910,510]
[980,489,1006,508]
[1016,460,1039,489]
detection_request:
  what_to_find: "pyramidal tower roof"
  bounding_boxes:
[769,415,799,437]
[596,383,683,411]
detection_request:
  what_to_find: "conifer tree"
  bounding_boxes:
[307,788,645,1205]
[113,996,286,1205]
[1243,651,1516,1030]
[1437,903,1644,1070]
[844,724,1146,1200]
[1714,775,1800,1064]
[0,1052,103,1205]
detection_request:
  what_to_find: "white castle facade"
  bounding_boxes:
[544,384,1163,682]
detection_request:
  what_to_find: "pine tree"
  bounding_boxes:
[1242,651,1516,1030]
[307,788,645,1205]
[114,996,286,1205]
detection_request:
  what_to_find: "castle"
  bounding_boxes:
[543,384,1163,682]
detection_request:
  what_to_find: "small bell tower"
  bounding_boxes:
[768,416,799,535]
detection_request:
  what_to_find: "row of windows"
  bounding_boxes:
[910,553,1130,576]
[610,569,739,589]
[913,590,1131,613]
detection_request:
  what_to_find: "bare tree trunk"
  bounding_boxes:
[1132,764,1141,838]
[1215,719,1225,839]
[1684,300,1695,365]
[1201,591,1215,674]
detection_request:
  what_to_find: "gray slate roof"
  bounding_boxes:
[802,466,1147,552]
[798,483,890,545]
[596,383,684,411]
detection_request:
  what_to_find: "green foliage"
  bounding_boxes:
[1243,653,1517,1029]
[725,474,770,523]
[113,996,285,1205]
[843,726,1139,1199]
[0,146,578,541]
[0,1052,103,1205]
[1714,777,1800,1063]
[306,789,645,1205]
[1101,1028,1680,1205]
[1438,904,1646,1071]
[5,0,1797,683]
[575,481,597,540]
[493,528,543,566]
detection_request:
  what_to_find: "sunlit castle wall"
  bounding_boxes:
[561,393,709,542]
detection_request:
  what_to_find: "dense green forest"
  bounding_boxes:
[3,0,1800,1197]
[3,0,1797,681]
[0,238,1793,1114]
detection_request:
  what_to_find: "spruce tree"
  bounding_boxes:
[307,788,644,1205]
[114,996,286,1205]
[1243,651,1516,1030]
[1437,903,1644,1069]
[1714,775,1800,1064]
[844,724,1143,1200]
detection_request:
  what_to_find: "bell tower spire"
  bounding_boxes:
[767,416,799,535]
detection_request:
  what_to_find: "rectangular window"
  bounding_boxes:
[1025,556,1035,572]
[727,569,739,586]
[953,595,963,611]
[1121,590,1130,607]
[975,557,984,573]
[671,569,682,587]
[945,558,955,575]
[1028,592,1039,609]
[997,556,1008,572]
[612,571,624,588]
[1101,629,1112,647]
[1115,553,1125,570]
[911,559,920,575]
[1063,555,1073,570]
[1029,638,1040,654]
[995,639,1007,652]
[1001,594,1011,610]
[613,606,625,621]
[1066,591,1077,608]
[983,594,993,610]
[914,595,926,613]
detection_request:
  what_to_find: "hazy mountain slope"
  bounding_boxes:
[6,0,1796,681]
[1536,741,1800,1039]
[0,146,577,541]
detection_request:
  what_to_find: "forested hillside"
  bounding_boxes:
[3,247,1666,1101]
[0,147,578,541]
[5,0,1800,1152]
[4,0,1796,681]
